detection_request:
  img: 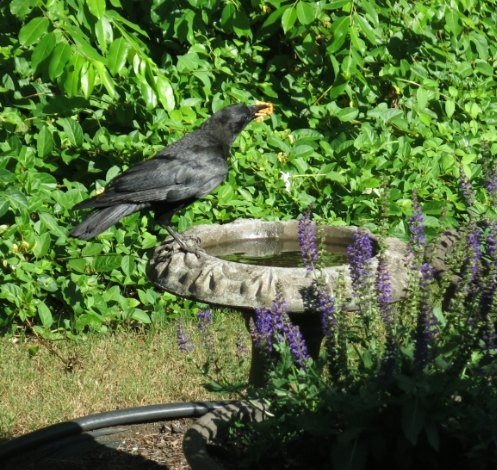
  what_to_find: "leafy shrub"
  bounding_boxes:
[1,0,496,335]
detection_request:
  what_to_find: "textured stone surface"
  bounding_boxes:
[147,219,409,313]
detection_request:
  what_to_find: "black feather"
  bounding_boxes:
[70,103,270,247]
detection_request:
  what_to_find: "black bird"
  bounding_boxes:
[70,102,273,250]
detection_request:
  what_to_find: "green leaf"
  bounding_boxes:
[281,6,297,34]
[95,17,113,53]
[355,14,378,44]
[36,300,53,328]
[131,309,151,323]
[445,99,455,118]
[48,42,72,80]
[31,32,56,70]
[140,81,158,109]
[80,62,96,98]
[3,188,28,211]
[121,255,135,277]
[156,76,175,111]
[58,118,84,147]
[62,54,85,96]
[0,199,9,218]
[336,107,359,122]
[87,0,106,18]
[402,400,425,445]
[107,37,129,75]
[93,255,123,272]
[32,233,51,258]
[39,212,66,238]
[19,17,49,46]
[94,61,116,97]
[37,126,54,158]
[425,421,440,451]
[67,258,87,273]
[327,16,350,54]
[10,0,37,18]
[296,2,316,26]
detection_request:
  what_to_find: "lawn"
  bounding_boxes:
[0,312,250,438]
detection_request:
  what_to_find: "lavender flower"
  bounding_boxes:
[251,292,310,368]
[484,171,497,195]
[250,307,274,353]
[375,255,393,324]
[459,168,475,207]
[298,207,319,271]
[283,322,310,368]
[197,309,213,333]
[318,290,336,338]
[408,193,426,255]
[176,317,194,353]
[347,230,373,299]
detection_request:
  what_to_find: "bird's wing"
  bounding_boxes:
[79,149,229,207]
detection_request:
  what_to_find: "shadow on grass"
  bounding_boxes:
[1,421,181,470]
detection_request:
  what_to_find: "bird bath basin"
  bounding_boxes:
[147,219,408,312]
[147,219,409,384]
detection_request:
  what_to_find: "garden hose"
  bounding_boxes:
[0,400,233,462]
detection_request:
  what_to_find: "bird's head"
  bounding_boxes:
[204,102,273,148]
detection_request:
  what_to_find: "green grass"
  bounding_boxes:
[0,312,250,438]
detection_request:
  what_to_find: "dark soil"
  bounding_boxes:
[3,418,194,470]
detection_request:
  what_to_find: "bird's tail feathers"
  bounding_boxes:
[70,204,140,240]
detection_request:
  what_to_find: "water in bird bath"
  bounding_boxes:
[205,238,348,268]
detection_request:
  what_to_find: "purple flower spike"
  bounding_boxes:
[485,172,497,195]
[284,322,310,368]
[298,207,319,271]
[347,230,373,299]
[197,309,213,333]
[318,290,336,338]
[408,193,426,254]
[376,256,393,324]
[250,307,274,353]
[251,292,310,368]
[176,317,194,353]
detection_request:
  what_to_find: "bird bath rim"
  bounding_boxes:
[146,219,409,314]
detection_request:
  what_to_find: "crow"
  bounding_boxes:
[69,102,273,251]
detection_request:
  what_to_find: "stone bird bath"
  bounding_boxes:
[147,219,409,384]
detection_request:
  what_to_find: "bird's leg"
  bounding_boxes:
[163,225,203,255]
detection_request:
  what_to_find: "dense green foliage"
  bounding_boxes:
[1,0,497,336]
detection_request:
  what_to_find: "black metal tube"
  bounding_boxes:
[0,400,232,461]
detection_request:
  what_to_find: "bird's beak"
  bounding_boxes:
[253,101,274,122]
